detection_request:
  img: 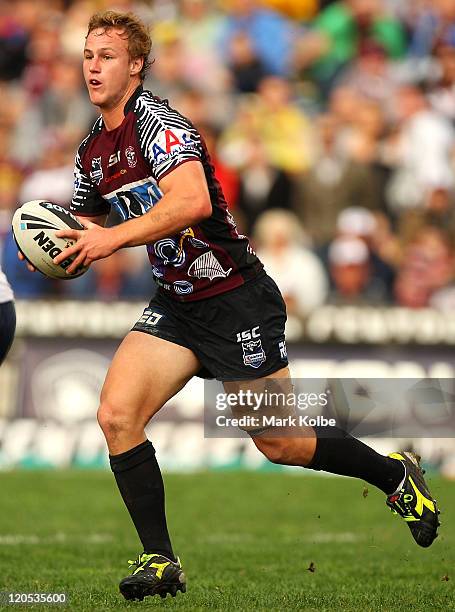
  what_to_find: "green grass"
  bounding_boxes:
[0,470,454,611]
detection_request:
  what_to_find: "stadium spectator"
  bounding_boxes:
[295,111,383,247]
[253,209,328,317]
[325,207,394,303]
[198,123,240,212]
[220,75,314,173]
[13,56,95,166]
[21,20,63,101]
[395,224,455,308]
[428,44,455,122]
[227,31,268,93]
[409,0,455,57]
[145,38,192,102]
[175,0,228,94]
[335,40,401,107]
[18,131,75,207]
[219,0,299,77]
[294,0,406,96]
[60,1,98,59]
[34,55,95,136]
[328,85,363,125]
[0,125,24,238]
[234,139,295,232]
[385,85,455,212]
[0,0,32,81]
[340,207,395,292]
[327,236,373,303]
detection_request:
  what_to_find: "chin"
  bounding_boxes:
[89,92,106,108]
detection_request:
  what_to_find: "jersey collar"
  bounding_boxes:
[124,84,143,115]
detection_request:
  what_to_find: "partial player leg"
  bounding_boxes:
[0,301,16,366]
[226,367,439,547]
[98,331,200,600]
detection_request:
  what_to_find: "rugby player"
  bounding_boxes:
[42,10,439,601]
[0,265,15,365]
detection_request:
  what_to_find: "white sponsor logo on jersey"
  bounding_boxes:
[188,251,232,281]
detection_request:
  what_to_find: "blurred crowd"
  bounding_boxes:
[1,0,455,316]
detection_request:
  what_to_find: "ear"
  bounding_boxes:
[130,57,143,77]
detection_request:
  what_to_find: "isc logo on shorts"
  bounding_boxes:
[236,326,260,343]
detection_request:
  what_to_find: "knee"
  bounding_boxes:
[255,437,314,467]
[257,438,295,465]
[97,398,137,441]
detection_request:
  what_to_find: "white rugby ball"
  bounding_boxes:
[12,200,88,279]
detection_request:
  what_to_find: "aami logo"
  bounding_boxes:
[33,231,71,269]
[151,129,196,161]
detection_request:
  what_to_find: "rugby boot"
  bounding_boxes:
[119,552,186,601]
[386,451,440,548]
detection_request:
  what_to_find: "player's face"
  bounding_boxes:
[83,28,134,110]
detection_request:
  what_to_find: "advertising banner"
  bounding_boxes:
[1,302,455,473]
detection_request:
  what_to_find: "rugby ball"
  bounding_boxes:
[12,200,88,279]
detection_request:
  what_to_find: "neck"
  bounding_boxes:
[100,80,141,131]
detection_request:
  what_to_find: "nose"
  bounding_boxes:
[89,57,101,73]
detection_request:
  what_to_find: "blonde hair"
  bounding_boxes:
[87,10,152,81]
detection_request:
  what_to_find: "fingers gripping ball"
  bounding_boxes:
[12,200,89,279]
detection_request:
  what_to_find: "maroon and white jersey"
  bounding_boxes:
[70,86,263,301]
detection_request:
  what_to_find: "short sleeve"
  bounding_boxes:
[70,149,110,217]
[140,111,203,183]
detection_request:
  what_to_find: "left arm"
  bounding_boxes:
[54,161,212,274]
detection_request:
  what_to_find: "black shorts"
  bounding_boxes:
[132,273,288,381]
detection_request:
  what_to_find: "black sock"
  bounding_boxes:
[307,427,404,495]
[109,440,176,561]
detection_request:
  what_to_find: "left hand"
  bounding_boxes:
[54,217,119,275]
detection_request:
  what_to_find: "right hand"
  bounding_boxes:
[18,251,36,272]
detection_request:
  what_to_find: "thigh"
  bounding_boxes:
[0,301,16,365]
[101,331,201,424]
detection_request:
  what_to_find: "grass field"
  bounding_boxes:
[0,470,454,611]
